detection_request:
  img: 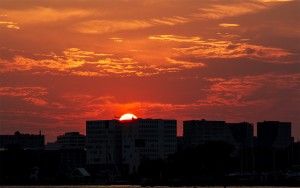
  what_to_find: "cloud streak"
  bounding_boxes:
[73,16,189,34]
[219,23,240,27]
[0,47,205,77]
[0,86,48,106]
[150,34,292,62]
[0,21,20,30]
[194,2,267,20]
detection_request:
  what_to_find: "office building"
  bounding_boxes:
[227,122,254,148]
[257,121,293,148]
[120,118,177,172]
[86,120,121,166]
[183,120,235,147]
[256,121,293,171]
[228,122,254,172]
[86,118,177,174]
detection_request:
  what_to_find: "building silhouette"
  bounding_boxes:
[43,132,87,177]
[256,121,293,172]
[182,120,256,173]
[228,122,254,148]
[86,118,177,174]
[121,119,177,173]
[183,120,235,147]
[56,132,86,150]
[293,141,300,166]
[0,119,299,185]
[86,120,121,171]
[0,131,44,150]
[257,121,293,148]
[228,122,254,173]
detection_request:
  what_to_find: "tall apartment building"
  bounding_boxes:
[86,118,177,173]
[120,119,177,172]
[228,122,254,148]
[257,121,293,148]
[228,122,255,172]
[256,121,294,171]
[86,120,121,167]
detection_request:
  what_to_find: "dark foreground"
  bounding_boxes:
[1,141,300,186]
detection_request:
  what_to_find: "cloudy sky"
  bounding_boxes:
[0,0,299,141]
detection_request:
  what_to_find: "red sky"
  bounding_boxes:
[0,0,299,142]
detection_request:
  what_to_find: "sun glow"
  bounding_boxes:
[119,113,138,121]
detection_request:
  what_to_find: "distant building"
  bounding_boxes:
[56,132,86,150]
[227,122,254,148]
[257,121,293,148]
[86,118,177,174]
[183,120,235,147]
[255,121,294,172]
[183,120,255,172]
[86,120,121,167]
[120,119,177,173]
[293,141,300,166]
[228,122,255,172]
[0,131,44,150]
[43,132,87,170]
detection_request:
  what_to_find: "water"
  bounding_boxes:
[0,186,298,188]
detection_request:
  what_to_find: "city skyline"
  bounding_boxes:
[0,0,300,141]
[1,115,297,143]
[1,117,298,185]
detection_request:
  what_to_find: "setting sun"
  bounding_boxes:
[119,113,138,121]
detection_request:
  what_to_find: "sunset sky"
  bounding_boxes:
[0,0,299,141]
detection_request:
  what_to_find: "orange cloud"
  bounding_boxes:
[2,7,92,24]
[199,73,300,106]
[74,20,152,34]
[149,34,291,62]
[0,86,48,106]
[259,0,294,2]
[174,42,291,61]
[219,23,240,27]
[109,37,123,43]
[194,2,267,20]
[63,48,112,59]
[166,58,205,69]
[0,21,20,30]
[74,16,189,34]
[149,35,202,43]
[0,47,203,77]
[151,16,189,26]
[24,97,48,106]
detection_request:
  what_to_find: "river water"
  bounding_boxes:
[0,186,298,188]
